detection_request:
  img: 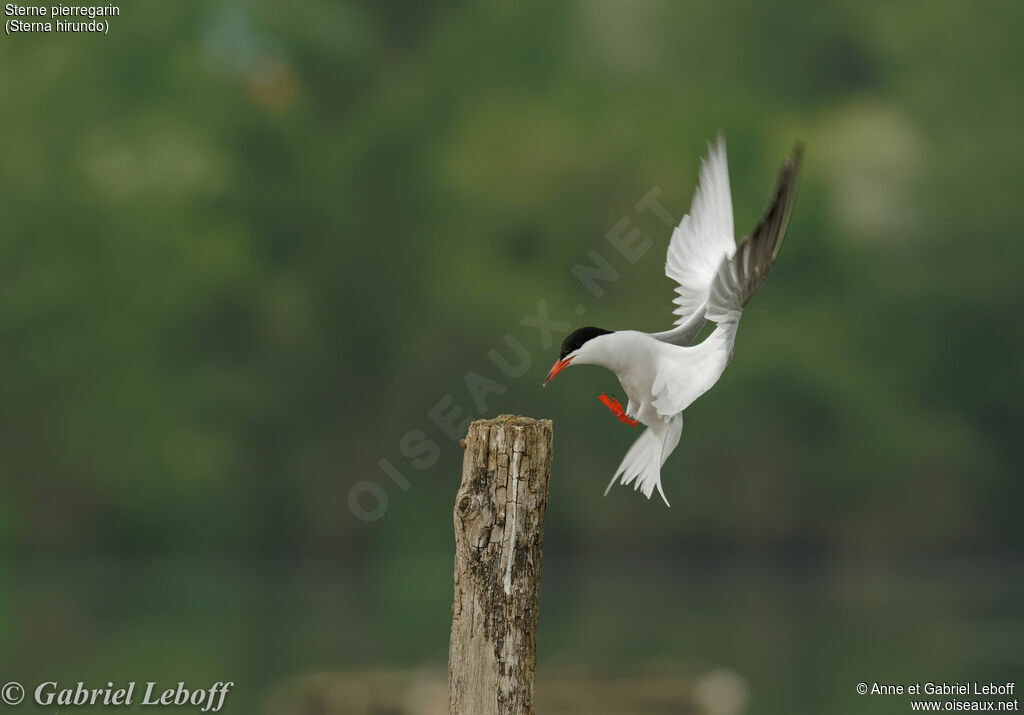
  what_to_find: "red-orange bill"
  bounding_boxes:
[543,356,573,385]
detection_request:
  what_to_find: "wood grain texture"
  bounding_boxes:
[449,415,553,715]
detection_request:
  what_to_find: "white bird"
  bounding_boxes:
[543,135,802,505]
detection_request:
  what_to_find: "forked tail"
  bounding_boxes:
[604,414,683,506]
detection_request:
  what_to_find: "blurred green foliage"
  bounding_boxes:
[1,1,1022,713]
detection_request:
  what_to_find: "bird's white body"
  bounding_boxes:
[547,135,801,505]
[567,321,739,504]
[571,327,735,425]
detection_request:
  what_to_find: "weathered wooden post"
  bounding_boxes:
[449,415,553,715]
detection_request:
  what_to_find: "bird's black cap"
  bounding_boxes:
[559,326,612,359]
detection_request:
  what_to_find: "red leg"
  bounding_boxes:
[598,392,639,426]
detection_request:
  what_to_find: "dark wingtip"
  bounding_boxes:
[767,143,802,262]
[789,141,806,169]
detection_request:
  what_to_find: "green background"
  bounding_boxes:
[1,1,1022,713]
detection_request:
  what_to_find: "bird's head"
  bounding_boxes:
[543,326,613,385]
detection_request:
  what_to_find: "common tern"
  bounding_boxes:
[544,135,802,505]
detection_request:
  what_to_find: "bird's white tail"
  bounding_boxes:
[604,414,683,506]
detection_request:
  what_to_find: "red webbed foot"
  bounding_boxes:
[598,392,639,426]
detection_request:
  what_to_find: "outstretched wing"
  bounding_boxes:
[706,143,803,324]
[652,134,736,345]
[652,142,804,418]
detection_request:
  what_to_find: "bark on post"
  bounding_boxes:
[449,415,553,715]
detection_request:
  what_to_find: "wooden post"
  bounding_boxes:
[449,415,553,715]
